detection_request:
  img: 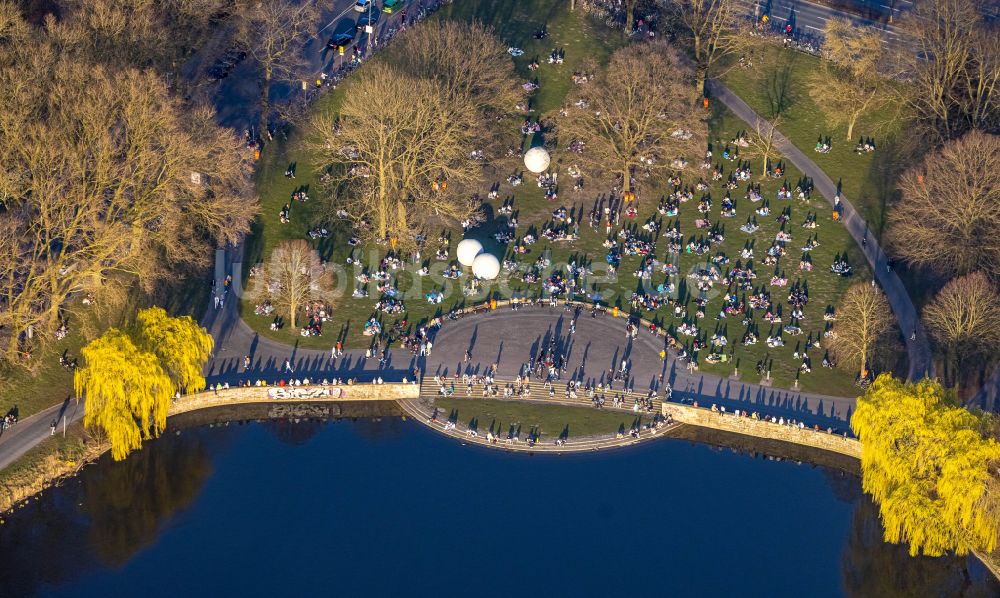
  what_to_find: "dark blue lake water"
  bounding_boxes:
[1,412,996,597]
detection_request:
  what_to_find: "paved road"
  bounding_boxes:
[208,0,401,130]
[0,398,84,471]
[707,79,933,380]
[736,0,906,47]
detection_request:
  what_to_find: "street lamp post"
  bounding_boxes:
[365,0,375,56]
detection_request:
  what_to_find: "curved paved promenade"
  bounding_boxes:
[203,291,858,429]
[420,308,857,426]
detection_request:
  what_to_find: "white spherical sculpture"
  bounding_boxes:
[523,146,551,174]
[471,253,501,280]
[456,238,484,267]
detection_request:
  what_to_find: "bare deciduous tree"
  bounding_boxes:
[0,55,256,362]
[251,240,332,329]
[828,283,894,379]
[390,20,523,118]
[559,41,706,199]
[663,0,749,92]
[312,63,483,252]
[895,0,1000,140]
[743,115,782,180]
[923,272,1000,389]
[386,20,522,161]
[809,18,891,141]
[237,0,317,134]
[46,0,230,82]
[887,131,1000,277]
[45,0,166,69]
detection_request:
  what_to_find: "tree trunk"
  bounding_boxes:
[259,69,272,139]
[47,301,61,331]
[696,63,708,98]
[846,113,858,142]
[5,330,21,363]
[624,0,635,37]
[951,349,961,392]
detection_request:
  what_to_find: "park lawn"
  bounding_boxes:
[433,396,640,440]
[719,42,909,236]
[0,327,87,422]
[240,0,624,343]
[242,0,867,397]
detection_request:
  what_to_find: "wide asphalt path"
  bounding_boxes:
[0,398,84,471]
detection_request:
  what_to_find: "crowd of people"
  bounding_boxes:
[227,3,882,451]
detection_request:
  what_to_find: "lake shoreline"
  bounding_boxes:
[4,396,997,586]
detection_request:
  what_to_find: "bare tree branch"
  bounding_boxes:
[887,131,1000,277]
[558,41,707,200]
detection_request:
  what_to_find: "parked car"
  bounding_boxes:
[327,32,355,54]
[382,0,404,13]
[354,0,371,12]
[356,11,379,31]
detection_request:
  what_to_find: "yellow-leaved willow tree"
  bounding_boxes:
[851,375,1000,557]
[75,308,213,460]
[132,307,214,394]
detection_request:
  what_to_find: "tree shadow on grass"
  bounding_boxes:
[765,53,798,118]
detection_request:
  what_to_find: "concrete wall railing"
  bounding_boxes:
[662,402,861,458]
[168,383,419,417]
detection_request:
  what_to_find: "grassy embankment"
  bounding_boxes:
[0,423,105,514]
[434,396,644,440]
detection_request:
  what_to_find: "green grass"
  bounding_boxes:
[0,335,84,422]
[242,0,866,397]
[434,396,640,439]
[720,43,908,236]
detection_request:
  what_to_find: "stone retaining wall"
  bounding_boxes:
[662,402,861,458]
[168,383,419,417]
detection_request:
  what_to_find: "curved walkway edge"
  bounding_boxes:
[706,79,933,381]
[397,391,861,458]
